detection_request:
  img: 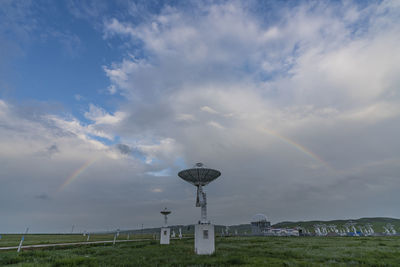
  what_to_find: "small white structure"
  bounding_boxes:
[160,207,171,245]
[171,230,176,238]
[160,227,170,244]
[195,224,215,255]
[179,228,182,239]
[383,223,396,236]
[193,184,215,255]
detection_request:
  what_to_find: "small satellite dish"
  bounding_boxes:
[160,207,171,216]
[160,207,171,226]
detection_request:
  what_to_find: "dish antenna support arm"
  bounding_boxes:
[196,185,208,224]
[164,214,168,227]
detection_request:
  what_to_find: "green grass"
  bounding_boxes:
[0,234,154,247]
[1,236,400,266]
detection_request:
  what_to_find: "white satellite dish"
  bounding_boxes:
[178,163,221,224]
[178,163,221,255]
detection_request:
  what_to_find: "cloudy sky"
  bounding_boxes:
[1,0,400,233]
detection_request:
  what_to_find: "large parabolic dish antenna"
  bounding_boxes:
[178,163,221,187]
[178,163,221,255]
[178,163,221,224]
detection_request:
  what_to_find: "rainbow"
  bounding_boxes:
[260,127,331,169]
[58,158,98,191]
[58,129,329,192]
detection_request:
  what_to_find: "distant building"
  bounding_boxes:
[251,214,271,235]
[251,213,299,236]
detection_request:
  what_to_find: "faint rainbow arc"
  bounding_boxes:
[58,158,98,191]
[260,128,331,169]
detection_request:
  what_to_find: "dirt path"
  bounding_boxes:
[0,238,153,251]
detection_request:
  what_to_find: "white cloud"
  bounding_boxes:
[0,98,157,231]
[150,188,163,193]
[137,138,180,164]
[2,1,400,231]
[103,18,136,39]
[146,168,171,177]
[107,84,117,95]
[340,102,400,123]
[200,106,218,114]
[74,94,83,101]
[47,115,112,143]
[208,121,224,129]
[84,104,126,125]
[176,113,196,122]
[99,1,400,224]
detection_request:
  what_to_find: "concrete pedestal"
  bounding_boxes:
[195,224,215,255]
[160,227,170,245]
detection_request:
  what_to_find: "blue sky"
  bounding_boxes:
[3,1,120,119]
[1,0,400,233]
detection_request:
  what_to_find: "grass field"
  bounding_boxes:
[1,236,400,266]
[0,234,155,248]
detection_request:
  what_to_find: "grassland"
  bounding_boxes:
[1,236,400,266]
[0,234,154,248]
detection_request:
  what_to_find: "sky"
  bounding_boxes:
[1,0,400,233]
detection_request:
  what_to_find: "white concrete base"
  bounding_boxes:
[195,224,215,255]
[160,227,170,245]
